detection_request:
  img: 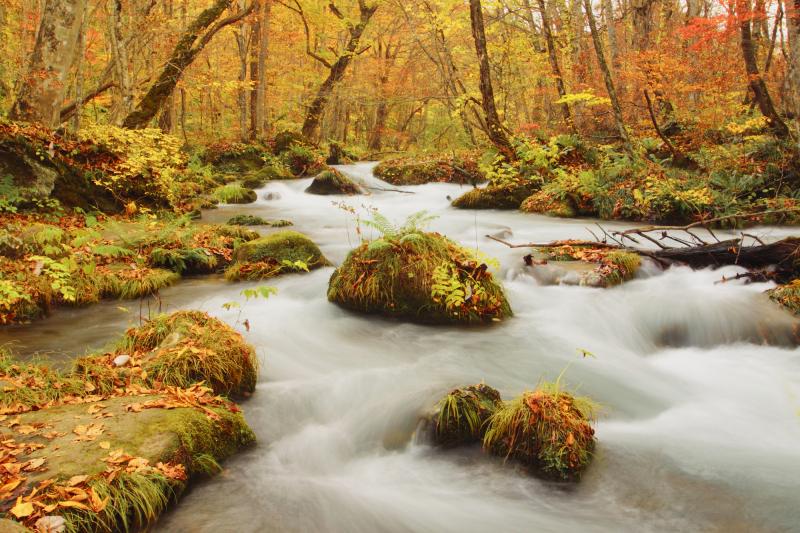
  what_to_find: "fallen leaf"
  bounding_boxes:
[10,498,34,518]
[67,475,88,487]
[98,441,110,450]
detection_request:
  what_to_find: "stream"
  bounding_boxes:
[3,163,800,532]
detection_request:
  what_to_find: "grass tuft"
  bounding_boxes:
[433,384,502,447]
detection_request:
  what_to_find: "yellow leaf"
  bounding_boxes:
[99,441,111,450]
[10,498,34,518]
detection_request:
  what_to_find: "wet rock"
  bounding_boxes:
[35,516,66,533]
[263,191,281,201]
[112,354,130,367]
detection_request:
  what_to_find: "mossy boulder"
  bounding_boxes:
[768,280,800,314]
[521,190,576,218]
[374,155,484,185]
[226,215,293,227]
[432,384,503,447]
[225,230,329,281]
[305,169,362,195]
[452,180,539,210]
[271,130,307,155]
[327,231,512,324]
[532,245,641,288]
[76,311,258,398]
[203,142,266,173]
[212,184,257,205]
[484,386,596,481]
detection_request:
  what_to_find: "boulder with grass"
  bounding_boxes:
[768,280,800,314]
[483,384,597,481]
[328,223,511,324]
[76,311,258,398]
[530,245,641,288]
[521,190,576,218]
[452,179,538,210]
[305,169,362,195]
[225,230,329,281]
[226,214,293,227]
[432,384,503,447]
[212,184,257,205]
[374,155,484,186]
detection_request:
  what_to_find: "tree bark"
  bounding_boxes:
[300,0,378,140]
[122,0,253,129]
[738,0,790,138]
[536,0,575,131]
[108,0,134,125]
[788,0,800,123]
[10,0,88,127]
[602,0,619,67]
[249,0,269,139]
[468,0,516,160]
[583,0,632,152]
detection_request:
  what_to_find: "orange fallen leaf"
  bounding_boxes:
[10,497,34,518]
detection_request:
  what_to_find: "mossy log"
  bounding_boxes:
[328,231,512,324]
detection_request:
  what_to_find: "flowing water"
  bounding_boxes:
[4,163,800,532]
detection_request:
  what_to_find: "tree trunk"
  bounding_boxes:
[738,0,790,137]
[301,1,378,140]
[631,0,656,51]
[468,0,516,160]
[788,0,800,123]
[536,0,575,131]
[10,0,87,127]
[235,0,250,140]
[108,0,133,125]
[602,0,619,67]
[583,0,632,153]
[71,0,90,133]
[255,0,271,136]
[122,0,253,129]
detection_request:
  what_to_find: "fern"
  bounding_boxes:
[362,210,437,238]
[93,244,135,258]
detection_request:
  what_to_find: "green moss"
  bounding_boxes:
[452,180,538,210]
[281,145,324,177]
[227,214,269,226]
[225,230,329,281]
[212,184,257,204]
[433,384,502,447]
[305,169,362,195]
[374,155,484,185]
[484,384,597,481]
[768,280,800,315]
[327,231,512,324]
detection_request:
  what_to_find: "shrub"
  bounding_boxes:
[281,144,324,177]
[212,184,257,204]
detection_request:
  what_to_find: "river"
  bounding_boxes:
[3,163,799,532]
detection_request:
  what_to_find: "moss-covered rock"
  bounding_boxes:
[271,130,307,155]
[77,311,258,398]
[452,180,538,210]
[281,144,325,177]
[768,280,800,314]
[521,190,576,218]
[305,169,362,195]
[226,215,293,227]
[533,245,641,288]
[374,155,484,185]
[203,142,266,173]
[484,385,596,481]
[432,384,502,447]
[212,184,257,205]
[328,230,512,324]
[225,231,329,281]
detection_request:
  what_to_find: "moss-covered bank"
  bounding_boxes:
[374,154,484,186]
[451,180,538,210]
[0,310,257,531]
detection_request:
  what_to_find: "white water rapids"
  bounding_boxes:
[4,163,800,532]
